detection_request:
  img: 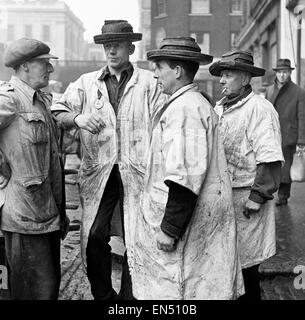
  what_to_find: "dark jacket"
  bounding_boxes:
[266,79,305,147]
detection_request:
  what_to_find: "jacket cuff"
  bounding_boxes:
[160,219,182,240]
[249,190,268,204]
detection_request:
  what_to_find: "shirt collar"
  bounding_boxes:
[98,62,134,81]
[9,76,46,104]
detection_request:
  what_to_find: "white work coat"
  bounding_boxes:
[51,66,165,265]
[214,92,284,268]
[132,84,244,300]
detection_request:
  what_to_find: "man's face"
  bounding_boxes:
[275,69,291,85]
[26,58,54,90]
[153,60,177,95]
[103,41,133,70]
[219,69,247,96]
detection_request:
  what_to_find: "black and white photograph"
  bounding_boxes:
[0,0,305,309]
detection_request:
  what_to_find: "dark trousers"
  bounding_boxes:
[2,230,61,300]
[278,182,292,200]
[238,264,261,301]
[86,165,133,300]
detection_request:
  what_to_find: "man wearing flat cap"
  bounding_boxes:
[0,38,69,300]
[51,20,165,300]
[130,37,244,299]
[266,59,305,206]
[209,51,284,300]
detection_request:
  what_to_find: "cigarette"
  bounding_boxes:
[221,88,227,94]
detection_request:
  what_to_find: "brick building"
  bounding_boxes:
[147,0,245,100]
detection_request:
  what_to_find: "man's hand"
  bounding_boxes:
[156,231,177,252]
[243,199,261,219]
[297,144,305,152]
[74,114,106,134]
[0,174,9,189]
[60,215,70,240]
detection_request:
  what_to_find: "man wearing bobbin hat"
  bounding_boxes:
[131,37,244,299]
[209,51,284,300]
[52,20,165,300]
[0,38,69,299]
[266,59,305,206]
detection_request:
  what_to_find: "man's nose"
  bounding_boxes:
[47,63,54,73]
[220,76,225,84]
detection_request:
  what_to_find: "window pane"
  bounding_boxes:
[231,0,242,13]
[43,25,50,42]
[157,0,166,15]
[191,0,210,14]
[7,25,15,41]
[25,25,32,38]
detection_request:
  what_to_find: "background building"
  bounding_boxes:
[0,0,86,60]
[145,0,245,101]
[236,0,305,89]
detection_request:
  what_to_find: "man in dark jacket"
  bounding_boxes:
[266,59,305,205]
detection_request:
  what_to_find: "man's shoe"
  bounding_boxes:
[276,198,288,206]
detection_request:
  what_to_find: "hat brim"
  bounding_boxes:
[209,61,265,77]
[33,53,58,60]
[147,49,213,65]
[272,67,295,71]
[94,33,142,44]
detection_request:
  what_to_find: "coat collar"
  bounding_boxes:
[165,83,198,107]
[216,91,255,114]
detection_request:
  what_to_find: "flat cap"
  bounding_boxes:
[4,38,58,68]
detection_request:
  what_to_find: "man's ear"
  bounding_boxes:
[21,62,29,72]
[129,44,135,55]
[175,65,183,79]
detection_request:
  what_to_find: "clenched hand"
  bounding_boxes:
[157,230,177,252]
[74,113,106,134]
[243,199,261,219]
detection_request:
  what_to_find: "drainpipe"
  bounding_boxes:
[296,8,302,85]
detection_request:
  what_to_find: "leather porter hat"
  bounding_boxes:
[273,58,295,71]
[4,38,58,68]
[147,37,214,64]
[209,50,265,77]
[94,20,142,44]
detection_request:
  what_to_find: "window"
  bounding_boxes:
[191,0,210,14]
[43,25,50,42]
[231,32,237,49]
[157,0,166,16]
[25,25,32,38]
[7,25,15,41]
[231,0,242,13]
[191,32,210,54]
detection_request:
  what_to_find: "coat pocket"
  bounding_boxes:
[19,112,48,145]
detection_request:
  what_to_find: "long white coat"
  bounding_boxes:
[132,84,244,300]
[214,92,284,268]
[51,66,165,265]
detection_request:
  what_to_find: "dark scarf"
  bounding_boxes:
[223,84,252,110]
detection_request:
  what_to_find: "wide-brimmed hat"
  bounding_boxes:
[4,38,58,68]
[273,59,295,71]
[209,50,265,77]
[147,37,214,64]
[94,20,142,44]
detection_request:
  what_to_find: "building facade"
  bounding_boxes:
[0,0,86,61]
[147,0,245,101]
[236,0,305,88]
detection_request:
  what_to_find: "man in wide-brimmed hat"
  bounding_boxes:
[0,38,69,299]
[210,51,284,300]
[130,37,244,300]
[51,20,165,300]
[266,59,305,206]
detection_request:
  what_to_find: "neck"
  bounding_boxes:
[108,62,130,81]
[171,81,192,96]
